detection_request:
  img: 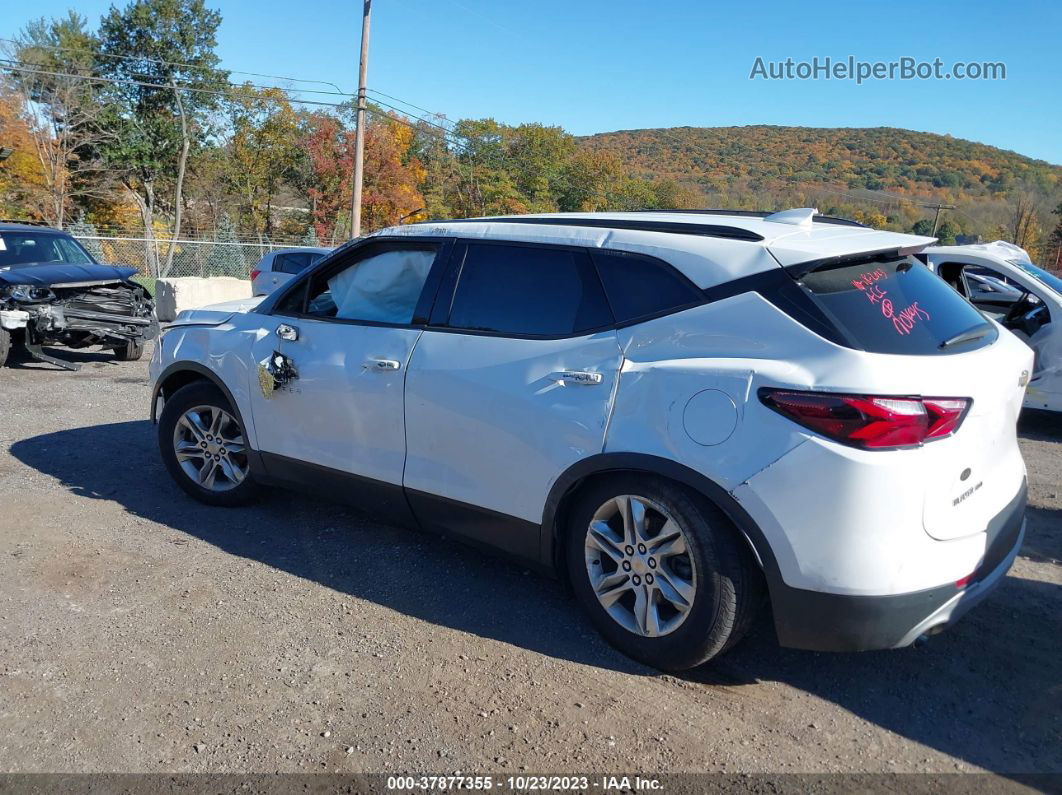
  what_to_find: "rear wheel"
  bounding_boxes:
[0,327,9,368]
[114,338,144,361]
[566,475,761,671]
[158,381,259,506]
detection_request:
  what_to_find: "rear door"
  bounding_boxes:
[403,240,623,558]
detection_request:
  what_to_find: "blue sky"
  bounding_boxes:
[5,0,1061,163]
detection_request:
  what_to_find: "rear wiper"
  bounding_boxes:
[939,324,990,349]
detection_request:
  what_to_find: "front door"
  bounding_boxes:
[246,239,448,509]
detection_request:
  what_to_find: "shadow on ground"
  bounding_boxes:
[11,420,1062,774]
[5,344,123,370]
[1019,408,1062,442]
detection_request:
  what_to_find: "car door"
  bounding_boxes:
[246,238,450,519]
[403,240,623,559]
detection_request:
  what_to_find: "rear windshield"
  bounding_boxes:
[799,256,996,355]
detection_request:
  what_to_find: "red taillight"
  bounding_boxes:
[250,269,261,281]
[760,389,971,450]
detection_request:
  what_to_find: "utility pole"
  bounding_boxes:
[931,202,955,236]
[350,0,371,239]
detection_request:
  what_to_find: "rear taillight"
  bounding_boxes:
[250,269,261,281]
[759,389,971,450]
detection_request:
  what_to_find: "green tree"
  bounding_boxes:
[300,225,320,246]
[911,218,934,236]
[936,219,960,245]
[206,214,244,277]
[97,0,228,276]
[67,212,104,259]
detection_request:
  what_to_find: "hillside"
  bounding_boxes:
[578,126,1061,203]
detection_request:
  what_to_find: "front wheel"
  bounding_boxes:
[114,338,144,361]
[0,327,9,368]
[566,476,762,671]
[158,381,259,506]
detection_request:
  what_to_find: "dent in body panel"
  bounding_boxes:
[157,316,265,448]
[604,295,821,492]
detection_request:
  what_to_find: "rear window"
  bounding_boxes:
[799,256,996,355]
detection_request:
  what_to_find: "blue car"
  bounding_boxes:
[0,221,157,370]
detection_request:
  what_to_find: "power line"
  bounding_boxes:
[0,35,349,95]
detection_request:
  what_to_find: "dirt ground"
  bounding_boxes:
[0,343,1059,781]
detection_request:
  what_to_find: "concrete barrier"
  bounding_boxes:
[154,277,253,322]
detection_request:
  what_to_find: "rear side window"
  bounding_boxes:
[800,256,996,355]
[274,251,323,275]
[591,250,704,323]
[447,243,613,336]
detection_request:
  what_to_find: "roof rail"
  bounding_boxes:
[644,209,868,228]
[423,215,765,242]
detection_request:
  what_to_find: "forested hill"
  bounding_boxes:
[578,126,1061,199]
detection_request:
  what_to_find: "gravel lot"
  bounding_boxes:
[0,343,1059,779]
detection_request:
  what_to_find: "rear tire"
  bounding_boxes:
[0,327,9,368]
[158,380,259,507]
[566,475,762,671]
[115,339,144,361]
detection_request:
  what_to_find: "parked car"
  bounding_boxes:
[0,221,157,370]
[250,247,331,296]
[150,209,1031,671]
[923,240,1062,413]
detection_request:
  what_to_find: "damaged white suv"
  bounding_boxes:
[150,209,1031,670]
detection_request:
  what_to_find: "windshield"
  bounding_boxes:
[1012,260,1062,297]
[0,230,95,267]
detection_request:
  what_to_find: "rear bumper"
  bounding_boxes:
[771,479,1027,652]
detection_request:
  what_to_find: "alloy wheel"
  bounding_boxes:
[172,405,248,492]
[583,494,697,637]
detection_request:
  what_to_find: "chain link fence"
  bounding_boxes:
[71,235,307,279]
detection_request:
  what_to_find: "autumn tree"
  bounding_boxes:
[360,115,426,231]
[9,12,113,226]
[0,87,50,219]
[225,84,301,240]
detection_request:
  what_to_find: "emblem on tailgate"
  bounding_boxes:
[953,480,984,506]
[1019,370,1030,387]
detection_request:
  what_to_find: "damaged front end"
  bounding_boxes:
[0,277,158,370]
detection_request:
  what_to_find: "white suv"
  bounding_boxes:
[150,209,1031,670]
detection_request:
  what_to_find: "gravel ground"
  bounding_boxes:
[0,343,1059,779]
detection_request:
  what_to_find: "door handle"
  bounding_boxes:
[555,370,603,386]
[365,358,401,371]
[276,323,299,341]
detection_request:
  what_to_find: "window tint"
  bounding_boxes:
[592,250,703,322]
[800,256,996,355]
[274,251,323,275]
[283,245,437,324]
[447,243,612,336]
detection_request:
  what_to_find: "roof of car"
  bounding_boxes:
[376,209,937,289]
[0,220,67,233]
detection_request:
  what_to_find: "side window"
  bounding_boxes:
[275,252,320,275]
[446,243,612,336]
[591,250,704,323]
[278,245,438,324]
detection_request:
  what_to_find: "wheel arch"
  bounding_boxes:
[151,362,247,435]
[541,453,781,590]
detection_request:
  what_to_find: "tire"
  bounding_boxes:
[0,327,9,368]
[115,338,144,361]
[158,380,259,507]
[566,475,762,671]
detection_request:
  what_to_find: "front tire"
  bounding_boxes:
[0,327,9,368]
[115,338,144,361]
[566,475,761,671]
[158,381,259,506]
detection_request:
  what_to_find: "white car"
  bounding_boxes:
[250,246,332,296]
[150,209,1031,671]
[923,241,1062,413]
